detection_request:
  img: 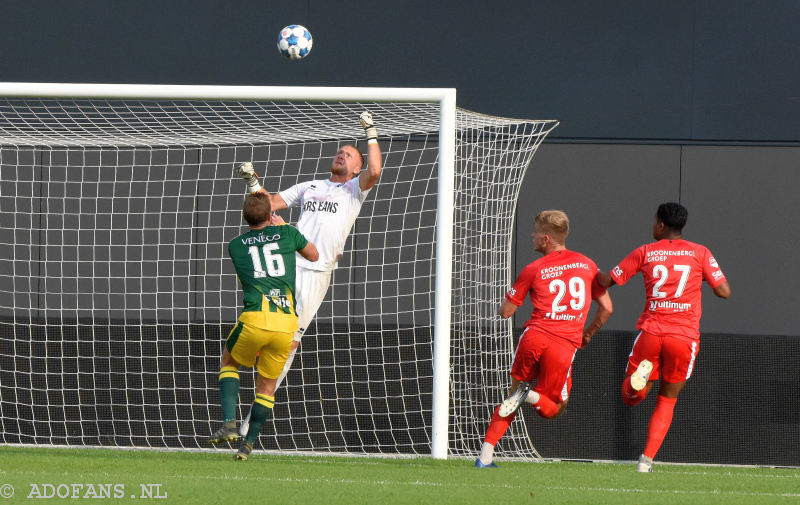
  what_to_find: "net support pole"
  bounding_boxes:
[431,89,457,460]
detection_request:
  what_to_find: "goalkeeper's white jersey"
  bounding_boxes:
[279,177,370,272]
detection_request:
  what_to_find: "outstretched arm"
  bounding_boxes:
[237,162,288,212]
[358,112,383,191]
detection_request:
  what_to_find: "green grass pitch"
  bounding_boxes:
[0,446,797,504]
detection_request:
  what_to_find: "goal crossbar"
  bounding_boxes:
[0,82,456,105]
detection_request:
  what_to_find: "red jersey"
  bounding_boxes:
[505,249,603,348]
[609,239,727,341]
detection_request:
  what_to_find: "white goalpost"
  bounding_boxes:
[0,83,558,460]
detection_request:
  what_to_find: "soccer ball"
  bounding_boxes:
[277,25,313,60]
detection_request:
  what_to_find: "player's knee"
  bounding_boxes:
[219,349,239,369]
[531,395,563,419]
[621,383,647,406]
[255,375,278,397]
[621,393,643,406]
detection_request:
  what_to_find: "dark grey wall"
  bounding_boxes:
[2,1,799,141]
[517,143,800,336]
[2,1,798,335]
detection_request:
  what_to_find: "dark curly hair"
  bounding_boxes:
[656,202,688,232]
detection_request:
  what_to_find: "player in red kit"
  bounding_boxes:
[475,210,613,468]
[597,202,730,472]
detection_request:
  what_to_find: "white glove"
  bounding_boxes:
[360,111,378,142]
[237,162,262,193]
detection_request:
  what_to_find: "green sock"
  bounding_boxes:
[245,394,275,444]
[219,367,240,423]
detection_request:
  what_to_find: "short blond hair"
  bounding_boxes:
[535,210,569,243]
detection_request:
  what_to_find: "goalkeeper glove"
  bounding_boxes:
[360,111,378,144]
[238,162,263,193]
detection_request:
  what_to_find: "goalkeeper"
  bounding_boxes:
[237,112,382,407]
[209,192,318,460]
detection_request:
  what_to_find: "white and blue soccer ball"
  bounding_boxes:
[277,25,313,60]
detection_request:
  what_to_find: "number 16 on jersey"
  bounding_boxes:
[247,243,286,278]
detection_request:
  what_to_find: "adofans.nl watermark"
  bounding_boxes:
[0,483,167,499]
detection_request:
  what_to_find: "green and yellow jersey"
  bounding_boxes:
[228,224,309,333]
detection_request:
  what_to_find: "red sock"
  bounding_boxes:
[531,394,560,419]
[621,376,648,406]
[643,395,678,459]
[483,405,516,446]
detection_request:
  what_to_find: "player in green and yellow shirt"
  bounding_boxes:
[209,192,318,460]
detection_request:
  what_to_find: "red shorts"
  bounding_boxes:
[626,330,699,383]
[510,328,577,404]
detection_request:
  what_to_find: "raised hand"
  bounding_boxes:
[237,162,262,193]
[359,111,378,142]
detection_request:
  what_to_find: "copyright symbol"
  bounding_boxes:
[0,484,13,499]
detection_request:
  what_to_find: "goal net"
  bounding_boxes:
[0,85,557,459]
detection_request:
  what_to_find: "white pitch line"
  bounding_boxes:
[544,485,800,499]
[657,469,800,480]
[212,474,522,490]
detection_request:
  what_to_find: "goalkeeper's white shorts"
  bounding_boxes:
[293,266,332,342]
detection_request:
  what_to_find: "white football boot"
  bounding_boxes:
[498,382,531,417]
[636,454,654,473]
[630,360,653,391]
